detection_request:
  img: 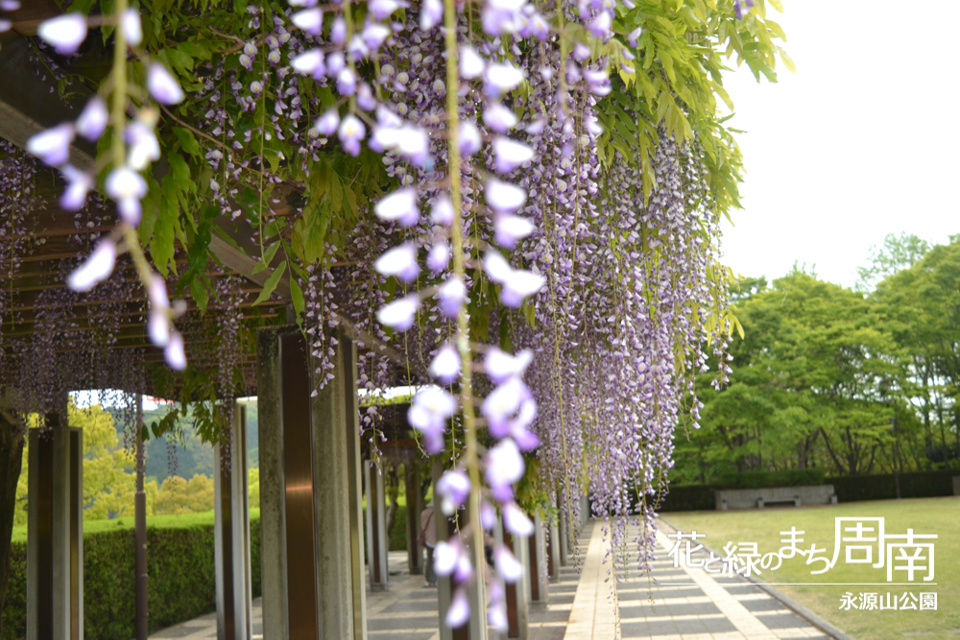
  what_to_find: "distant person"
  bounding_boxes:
[419,502,436,587]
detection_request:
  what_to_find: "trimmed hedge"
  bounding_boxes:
[657,484,718,512]
[1,513,262,640]
[715,468,826,489]
[827,471,957,502]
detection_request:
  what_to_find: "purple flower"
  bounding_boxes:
[37,13,87,55]
[482,0,521,36]
[434,540,462,576]
[0,1,20,10]
[75,97,108,142]
[147,64,185,104]
[356,83,376,111]
[369,0,404,20]
[493,214,535,249]
[436,469,470,514]
[375,126,430,167]
[481,377,529,438]
[164,331,187,370]
[459,45,484,80]
[376,294,420,331]
[503,502,534,536]
[628,26,643,47]
[327,52,346,77]
[483,102,518,133]
[148,309,171,347]
[362,22,391,51]
[314,109,340,136]
[105,166,147,226]
[374,187,419,227]
[292,8,323,35]
[0,20,10,33]
[430,196,454,226]
[429,344,461,385]
[122,8,142,46]
[480,499,497,530]
[484,437,524,502]
[239,53,253,71]
[331,17,347,44]
[419,0,442,30]
[292,49,327,79]
[494,545,523,583]
[408,386,456,452]
[26,123,75,167]
[348,34,370,61]
[426,242,450,273]
[66,240,115,292]
[126,120,160,171]
[484,62,524,97]
[492,137,534,173]
[337,114,366,156]
[525,118,545,135]
[336,68,357,96]
[485,178,527,213]
[483,251,546,307]
[374,242,420,282]
[459,121,482,156]
[484,347,533,385]
[587,10,611,38]
[438,276,466,319]
[59,164,93,211]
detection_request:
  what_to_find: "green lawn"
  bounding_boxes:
[665,497,959,640]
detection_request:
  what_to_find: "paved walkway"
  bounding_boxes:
[146,521,841,640]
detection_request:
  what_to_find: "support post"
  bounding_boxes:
[546,520,560,584]
[405,464,424,576]
[364,462,389,591]
[257,326,367,640]
[501,525,529,639]
[135,396,148,640]
[527,514,547,605]
[432,461,453,640]
[556,493,568,568]
[215,402,253,640]
[27,416,82,640]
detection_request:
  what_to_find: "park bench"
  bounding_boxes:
[716,485,838,511]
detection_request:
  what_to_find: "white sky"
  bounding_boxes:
[717,1,960,289]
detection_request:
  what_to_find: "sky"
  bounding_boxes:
[717,1,960,289]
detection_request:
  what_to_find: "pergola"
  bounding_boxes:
[0,4,565,640]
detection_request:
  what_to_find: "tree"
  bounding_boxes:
[153,474,215,515]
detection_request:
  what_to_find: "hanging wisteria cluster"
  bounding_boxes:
[9,0,792,630]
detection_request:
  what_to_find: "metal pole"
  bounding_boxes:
[135,394,148,639]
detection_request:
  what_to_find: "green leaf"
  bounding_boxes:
[173,127,201,158]
[779,48,796,74]
[767,0,784,12]
[253,262,287,306]
[252,242,282,274]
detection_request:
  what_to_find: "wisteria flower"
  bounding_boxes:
[460,45,485,80]
[484,62,524,97]
[587,11,611,38]
[459,121,482,156]
[376,294,420,331]
[482,0,524,36]
[420,0,442,30]
[75,97,108,142]
[480,499,497,530]
[484,437,525,502]
[427,242,450,273]
[26,123,74,167]
[481,376,530,438]
[408,386,456,452]
[374,187,418,227]
[337,114,366,156]
[494,215,535,249]
[147,64,185,104]
[60,164,94,211]
[122,8,143,46]
[314,109,339,136]
[126,120,160,171]
[292,49,327,79]
[292,8,323,34]
[429,344,461,385]
[484,347,533,385]
[430,196,454,226]
[435,469,470,514]
[438,276,466,319]
[500,270,545,307]
[105,166,147,226]
[164,331,187,371]
[374,242,420,283]
[331,16,347,44]
[502,502,534,536]
[434,540,463,577]
[485,178,526,213]
[492,137,534,173]
[628,26,643,47]
[483,103,518,133]
[362,22,391,50]
[66,240,115,292]
[148,309,171,347]
[493,545,523,583]
[37,13,87,55]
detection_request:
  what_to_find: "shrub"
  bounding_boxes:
[1,511,262,640]
[714,468,826,489]
[827,471,956,502]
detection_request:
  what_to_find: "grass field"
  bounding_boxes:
[665,497,959,640]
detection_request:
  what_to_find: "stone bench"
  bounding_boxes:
[716,485,837,511]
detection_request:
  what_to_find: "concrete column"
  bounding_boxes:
[557,493,569,568]
[526,514,548,605]
[579,491,590,529]
[256,326,367,640]
[27,418,82,640]
[215,403,253,640]
[431,461,453,640]
[364,462,389,591]
[501,525,529,639]
[546,520,560,584]
[405,464,424,576]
